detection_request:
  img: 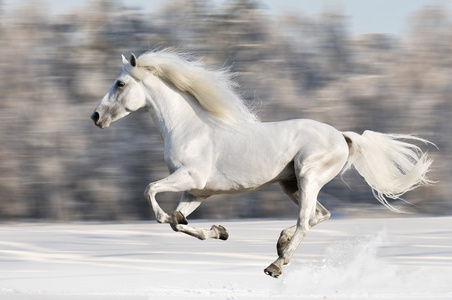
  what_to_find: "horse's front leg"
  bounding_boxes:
[169,192,229,240]
[144,168,204,224]
[144,181,170,223]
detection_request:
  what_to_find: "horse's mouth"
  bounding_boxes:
[96,122,109,129]
[95,121,110,129]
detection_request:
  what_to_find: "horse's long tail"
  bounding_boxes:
[341,130,434,212]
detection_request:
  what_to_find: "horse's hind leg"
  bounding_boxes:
[276,203,330,258]
[312,201,331,226]
[277,181,331,256]
[266,175,326,278]
[170,192,229,240]
[280,180,331,225]
[266,148,347,278]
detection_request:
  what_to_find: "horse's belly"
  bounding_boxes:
[190,158,296,197]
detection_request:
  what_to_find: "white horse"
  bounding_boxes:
[91,49,433,278]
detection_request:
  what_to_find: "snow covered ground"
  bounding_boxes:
[0,216,451,299]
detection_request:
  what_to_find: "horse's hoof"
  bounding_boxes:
[212,225,229,240]
[264,263,282,278]
[171,211,188,225]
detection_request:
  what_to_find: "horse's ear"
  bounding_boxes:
[121,54,128,65]
[130,53,137,67]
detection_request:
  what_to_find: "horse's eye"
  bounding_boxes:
[116,80,125,88]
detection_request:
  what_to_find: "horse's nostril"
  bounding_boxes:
[91,112,100,123]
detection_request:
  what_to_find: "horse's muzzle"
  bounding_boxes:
[91,111,104,128]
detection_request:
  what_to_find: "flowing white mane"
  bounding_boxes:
[135,49,259,124]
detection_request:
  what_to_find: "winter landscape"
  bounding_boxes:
[1,216,451,299]
[1,1,452,299]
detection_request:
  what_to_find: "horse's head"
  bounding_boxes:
[91,53,147,129]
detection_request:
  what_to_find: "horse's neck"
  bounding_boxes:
[144,78,206,139]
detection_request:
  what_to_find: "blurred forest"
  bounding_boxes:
[0,0,450,221]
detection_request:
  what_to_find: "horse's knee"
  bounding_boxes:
[143,183,154,199]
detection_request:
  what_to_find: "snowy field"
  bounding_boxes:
[0,216,451,299]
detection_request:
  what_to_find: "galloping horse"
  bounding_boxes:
[91,49,433,278]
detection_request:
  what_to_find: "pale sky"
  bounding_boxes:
[3,0,449,35]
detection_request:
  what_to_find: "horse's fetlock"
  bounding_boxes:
[197,233,208,240]
[171,210,188,225]
[277,236,290,257]
[156,211,170,223]
[170,223,179,232]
